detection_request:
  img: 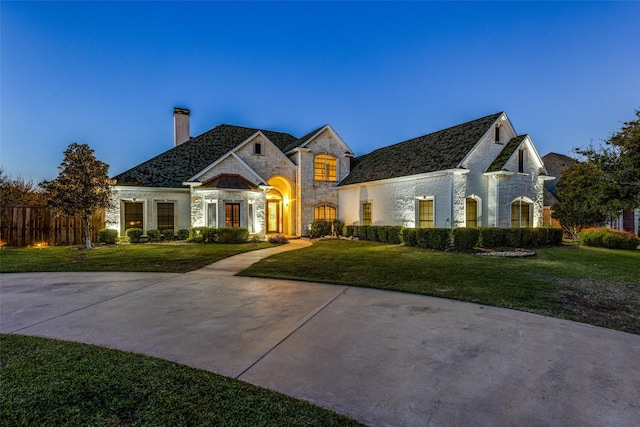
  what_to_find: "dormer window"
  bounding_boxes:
[494,125,501,143]
[254,143,262,155]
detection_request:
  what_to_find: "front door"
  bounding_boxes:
[267,200,281,233]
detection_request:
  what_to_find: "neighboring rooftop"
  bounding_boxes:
[542,152,578,205]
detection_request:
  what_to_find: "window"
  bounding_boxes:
[315,205,337,220]
[511,200,531,228]
[157,203,174,231]
[465,198,478,227]
[418,199,434,228]
[254,143,262,155]
[225,203,241,228]
[362,202,372,226]
[124,201,143,231]
[518,150,525,173]
[207,203,217,228]
[494,125,500,143]
[314,154,337,181]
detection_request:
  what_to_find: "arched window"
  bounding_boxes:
[511,199,531,228]
[465,198,478,227]
[314,154,337,181]
[315,204,337,220]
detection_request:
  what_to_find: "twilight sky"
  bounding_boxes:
[1,1,639,182]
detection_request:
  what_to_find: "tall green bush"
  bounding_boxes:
[310,220,332,238]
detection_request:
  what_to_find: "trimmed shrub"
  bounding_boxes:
[401,228,418,246]
[387,226,403,244]
[452,227,480,252]
[344,225,355,238]
[580,228,639,250]
[416,228,451,251]
[478,228,509,248]
[365,226,378,242]
[146,229,161,242]
[190,227,216,243]
[98,228,118,245]
[310,220,332,238]
[177,229,190,240]
[162,229,175,241]
[126,228,144,244]
[376,226,389,243]
[217,227,248,243]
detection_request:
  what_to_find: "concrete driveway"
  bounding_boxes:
[2,240,639,426]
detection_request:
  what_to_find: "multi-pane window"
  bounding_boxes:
[362,202,372,226]
[315,205,337,220]
[124,201,143,231]
[418,200,434,228]
[225,203,241,228]
[314,154,337,181]
[465,198,478,227]
[511,200,531,228]
[157,203,174,231]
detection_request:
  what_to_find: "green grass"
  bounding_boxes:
[0,334,362,426]
[239,240,640,334]
[0,242,275,273]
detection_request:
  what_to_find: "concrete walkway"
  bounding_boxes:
[1,239,639,426]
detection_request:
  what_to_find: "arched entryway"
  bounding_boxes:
[266,176,294,235]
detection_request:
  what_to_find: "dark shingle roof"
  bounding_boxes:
[282,125,327,153]
[486,134,528,173]
[113,124,298,187]
[541,152,577,205]
[339,112,503,186]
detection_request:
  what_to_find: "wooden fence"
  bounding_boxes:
[0,205,105,247]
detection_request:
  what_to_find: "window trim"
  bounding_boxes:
[207,201,218,228]
[362,202,372,226]
[123,200,145,232]
[417,198,435,228]
[511,198,532,228]
[465,196,480,228]
[225,202,241,228]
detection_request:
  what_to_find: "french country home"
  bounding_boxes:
[108,109,552,237]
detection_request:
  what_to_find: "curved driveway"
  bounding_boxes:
[1,239,639,426]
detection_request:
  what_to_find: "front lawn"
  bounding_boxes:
[0,334,362,426]
[238,240,640,334]
[0,242,275,273]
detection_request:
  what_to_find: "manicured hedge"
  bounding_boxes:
[146,229,162,242]
[580,228,639,250]
[162,229,175,241]
[189,227,248,244]
[346,225,562,250]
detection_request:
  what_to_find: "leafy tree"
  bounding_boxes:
[575,109,640,212]
[0,168,47,205]
[552,162,614,238]
[40,143,115,249]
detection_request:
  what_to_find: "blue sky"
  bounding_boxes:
[1,1,639,182]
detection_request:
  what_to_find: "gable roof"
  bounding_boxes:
[486,134,528,173]
[541,152,577,205]
[339,112,503,186]
[282,125,326,153]
[113,124,298,187]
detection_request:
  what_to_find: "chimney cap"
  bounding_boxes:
[174,107,190,115]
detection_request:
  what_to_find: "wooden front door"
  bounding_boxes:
[267,200,281,233]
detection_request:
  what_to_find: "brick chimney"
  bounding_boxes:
[174,107,190,146]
